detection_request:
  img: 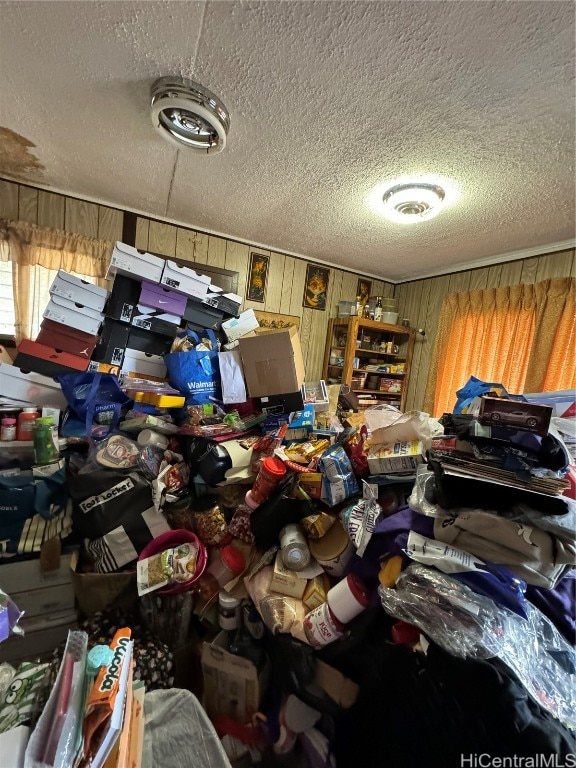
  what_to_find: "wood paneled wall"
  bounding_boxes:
[394,249,576,412]
[0,179,393,380]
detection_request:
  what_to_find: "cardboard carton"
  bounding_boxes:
[0,361,67,408]
[37,319,98,359]
[367,439,424,474]
[49,270,109,312]
[201,631,269,723]
[139,281,187,315]
[107,242,165,283]
[269,552,308,599]
[239,326,306,397]
[43,294,103,336]
[160,260,211,299]
[15,339,90,377]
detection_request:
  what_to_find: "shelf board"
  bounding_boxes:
[355,368,405,376]
[355,347,405,357]
[352,390,403,396]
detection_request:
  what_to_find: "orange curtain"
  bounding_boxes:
[423,277,575,417]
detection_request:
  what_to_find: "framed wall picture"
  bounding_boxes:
[357,278,372,308]
[302,264,330,311]
[246,252,269,303]
[254,311,300,330]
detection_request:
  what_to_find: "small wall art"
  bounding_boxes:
[246,252,269,303]
[357,278,372,308]
[302,264,330,311]
[254,311,300,330]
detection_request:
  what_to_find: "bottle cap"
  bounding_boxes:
[261,456,287,478]
[218,590,241,609]
[22,407,38,413]
[87,644,114,674]
[220,545,246,576]
[36,417,54,425]
[2,417,16,425]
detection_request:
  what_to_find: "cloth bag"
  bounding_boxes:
[68,470,169,572]
[58,372,132,438]
[164,330,221,405]
[0,468,72,559]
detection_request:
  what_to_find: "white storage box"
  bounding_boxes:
[0,551,75,594]
[222,309,260,343]
[0,362,68,409]
[43,295,103,336]
[107,241,165,283]
[121,349,167,380]
[160,260,211,299]
[49,270,109,312]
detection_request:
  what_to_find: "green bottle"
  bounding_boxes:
[33,417,59,465]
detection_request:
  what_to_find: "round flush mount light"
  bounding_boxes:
[150,76,230,154]
[381,182,446,224]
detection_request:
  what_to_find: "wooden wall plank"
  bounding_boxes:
[225,241,250,301]
[175,227,196,263]
[535,250,575,281]
[279,256,296,315]
[135,217,149,249]
[18,186,38,223]
[0,180,19,219]
[97,206,123,242]
[468,267,490,291]
[37,191,65,229]
[288,259,308,317]
[447,270,471,294]
[407,278,432,411]
[193,232,209,264]
[65,197,99,237]
[148,221,177,256]
[264,251,285,313]
[486,263,503,288]
[207,236,227,268]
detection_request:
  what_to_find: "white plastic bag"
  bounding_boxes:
[219,349,247,404]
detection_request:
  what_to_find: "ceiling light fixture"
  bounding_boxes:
[381,182,446,224]
[150,76,230,154]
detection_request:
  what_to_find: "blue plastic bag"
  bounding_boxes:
[164,329,222,405]
[57,372,132,438]
[453,376,511,415]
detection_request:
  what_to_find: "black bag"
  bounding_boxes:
[68,470,169,572]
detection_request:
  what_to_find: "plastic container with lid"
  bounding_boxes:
[16,407,38,441]
[194,544,246,606]
[280,524,310,572]
[327,574,369,624]
[308,520,355,578]
[1,418,17,442]
[248,456,286,506]
[218,591,242,631]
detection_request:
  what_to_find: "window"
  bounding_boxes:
[0,262,15,337]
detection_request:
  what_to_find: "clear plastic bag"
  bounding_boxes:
[408,465,444,516]
[379,564,576,730]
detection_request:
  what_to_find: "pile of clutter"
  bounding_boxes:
[0,243,574,766]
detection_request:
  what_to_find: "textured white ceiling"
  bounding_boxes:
[0,0,574,281]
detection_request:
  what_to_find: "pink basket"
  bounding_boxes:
[138,529,208,595]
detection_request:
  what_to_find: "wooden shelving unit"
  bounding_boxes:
[322,316,415,411]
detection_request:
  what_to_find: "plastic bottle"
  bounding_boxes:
[194,544,246,606]
[32,417,59,464]
[1,417,17,441]
[246,456,286,506]
[218,591,242,632]
[16,407,38,441]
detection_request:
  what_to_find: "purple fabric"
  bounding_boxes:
[526,570,576,645]
[349,505,434,589]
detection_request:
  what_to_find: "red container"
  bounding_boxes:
[137,529,207,596]
[249,456,287,505]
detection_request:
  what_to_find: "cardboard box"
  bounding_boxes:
[127,326,174,357]
[315,660,359,709]
[160,260,211,299]
[259,390,304,416]
[239,326,306,397]
[108,241,165,283]
[49,270,109,312]
[105,274,142,323]
[269,552,308,599]
[10,581,75,618]
[0,611,77,663]
[367,439,424,474]
[0,551,75,594]
[14,339,90,377]
[203,286,242,317]
[43,294,103,336]
[222,309,260,343]
[37,319,98,359]
[87,361,120,376]
[130,305,181,336]
[201,631,269,723]
[0,362,68,409]
[70,551,137,615]
[301,380,329,412]
[121,349,166,380]
[91,319,131,366]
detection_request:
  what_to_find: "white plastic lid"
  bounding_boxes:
[218,590,241,609]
